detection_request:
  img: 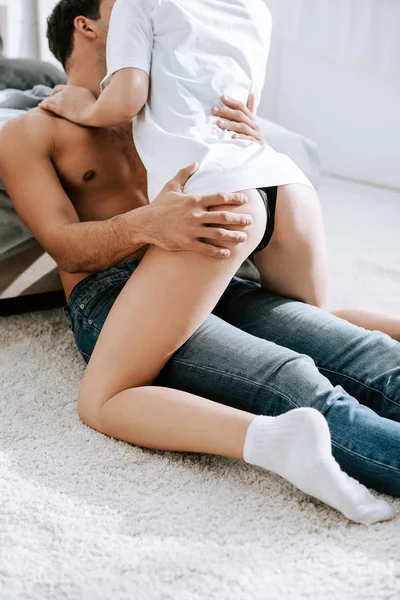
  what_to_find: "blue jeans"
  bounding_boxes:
[64,259,400,496]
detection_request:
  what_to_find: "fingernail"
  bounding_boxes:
[212,106,219,114]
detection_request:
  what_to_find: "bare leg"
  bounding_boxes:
[78,188,267,436]
[332,308,400,342]
[92,386,394,525]
[99,385,253,458]
[253,184,329,308]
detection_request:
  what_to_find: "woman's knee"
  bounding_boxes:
[77,375,113,432]
[77,392,102,430]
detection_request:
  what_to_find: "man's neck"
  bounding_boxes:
[67,53,106,98]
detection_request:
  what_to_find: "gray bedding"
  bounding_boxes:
[0,105,321,262]
[0,57,66,92]
[0,84,52,110]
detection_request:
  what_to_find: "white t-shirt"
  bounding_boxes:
[103,0,313,201]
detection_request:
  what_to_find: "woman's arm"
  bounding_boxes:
[39,68,149,128]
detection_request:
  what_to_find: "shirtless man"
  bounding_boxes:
[0,0,399,506]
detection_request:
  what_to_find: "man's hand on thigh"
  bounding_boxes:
[147,164,254,258]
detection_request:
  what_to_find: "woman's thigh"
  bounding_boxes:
[78,190,267,412]
[253,183,329,308]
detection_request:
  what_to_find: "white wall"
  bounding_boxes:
[261,0,400,190]
[38,0,59,64]
[0,0,59,64]
[0,0,23,57]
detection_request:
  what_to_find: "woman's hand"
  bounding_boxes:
[213,93,266,145]
[39,85,97,126]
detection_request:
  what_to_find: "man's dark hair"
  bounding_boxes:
[47,0,101,70]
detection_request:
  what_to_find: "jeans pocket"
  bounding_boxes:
[75,282,122,360]
[74,312,99,361]
[82,278,126,331]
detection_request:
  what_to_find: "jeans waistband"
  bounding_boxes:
[67,260,140,309]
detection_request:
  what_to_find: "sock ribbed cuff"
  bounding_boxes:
[243,415,275,466]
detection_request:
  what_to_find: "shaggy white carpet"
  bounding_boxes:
[1,177,400,600]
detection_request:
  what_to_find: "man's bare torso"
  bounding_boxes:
[35,108,149,300]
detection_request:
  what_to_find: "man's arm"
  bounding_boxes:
[0,114,150,273]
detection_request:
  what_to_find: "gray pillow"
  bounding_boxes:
[0,58,66,92]
[0,85,53,110]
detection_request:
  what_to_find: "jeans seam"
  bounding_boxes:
[331,439,400,475]
[81,320,102,335]
[62,305,73,330]
[169,357,299,411]
[317,365,400,409]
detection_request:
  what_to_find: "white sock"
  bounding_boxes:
[243,408,395,525]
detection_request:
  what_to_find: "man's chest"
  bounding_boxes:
[53,121,146,202]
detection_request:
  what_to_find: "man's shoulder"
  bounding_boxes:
[1,107,57,135]
[0,108,57,159]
